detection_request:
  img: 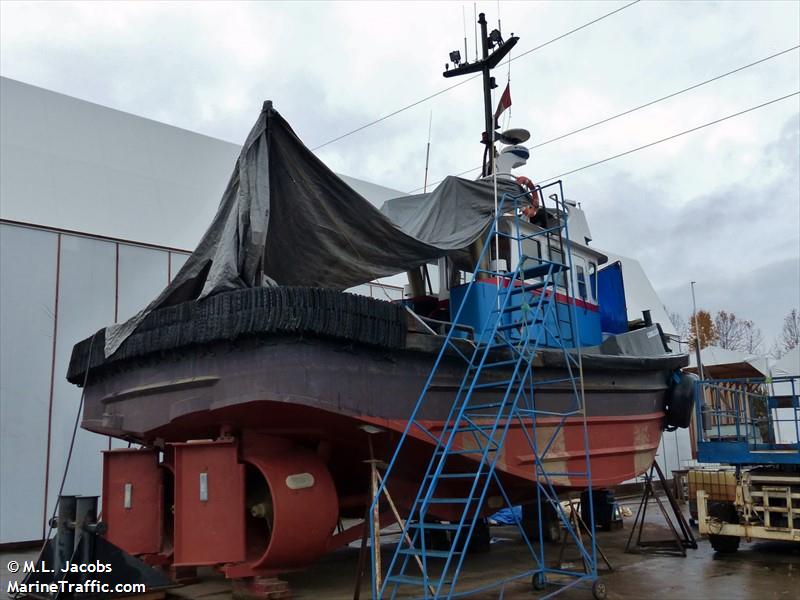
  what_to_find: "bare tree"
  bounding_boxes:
[770,340,785,360]
[713,310,748,351]
[742,320,764,354]
[668,310,689,342]
[778,308,800,353]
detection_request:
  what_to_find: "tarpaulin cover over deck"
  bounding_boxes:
[102,102,521,357]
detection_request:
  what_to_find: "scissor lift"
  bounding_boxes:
[692,375,800,551]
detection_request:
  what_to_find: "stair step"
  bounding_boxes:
[385,575,428,587]
[408,522,461,530]
[473,358,519,369]
[508,280,549,296]
[397,548,458,558]
[521,262,566,279]
[484,341,523,351]
[472,379,515,389]
[496,319,543,331]
[436,447,496,455]
[453,423,493,433]
[386,574,451,587]
[426,472,481,479]
[464,402,504,411]
[426,497,472,504]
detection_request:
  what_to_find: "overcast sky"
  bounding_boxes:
[1,0,798,348]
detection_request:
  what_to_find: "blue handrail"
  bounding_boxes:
[369,180,599,599]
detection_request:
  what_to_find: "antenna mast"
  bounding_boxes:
[423,111,433,192]
[443,13,518,177]
[462,6,468,64]
[473,4,478,62]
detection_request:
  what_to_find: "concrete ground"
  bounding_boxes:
[2,497,798,600]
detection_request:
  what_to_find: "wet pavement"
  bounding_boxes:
[2,496,798,599]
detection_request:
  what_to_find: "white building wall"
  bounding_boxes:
[0,226,58,543]
[0,77,406,544]
[0,222,192,543]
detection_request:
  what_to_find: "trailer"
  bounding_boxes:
[689,375,799,552]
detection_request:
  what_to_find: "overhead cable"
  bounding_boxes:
[408,46,800,192]
[310,0,641,151]
[531,45,799,151]
[539,91,800,182]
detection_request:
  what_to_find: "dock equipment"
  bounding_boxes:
[18,494,174,599]
[625,460,697,556]
[692,375,800,551]
[370,182,604,599]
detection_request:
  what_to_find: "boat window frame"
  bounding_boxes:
[576,264,588,301]
[548,245,568,292]
[588,261,598,303]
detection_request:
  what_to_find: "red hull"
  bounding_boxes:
[83,336,683,576]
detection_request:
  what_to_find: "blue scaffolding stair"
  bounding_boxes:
[370,182,601,599]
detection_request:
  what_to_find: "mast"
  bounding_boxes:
[443,12,518,176]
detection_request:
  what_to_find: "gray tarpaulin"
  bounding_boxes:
[104,102,523,357]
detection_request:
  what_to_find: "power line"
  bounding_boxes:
[508,0,640,62]
[311,79,475,152]
[408,46,800,192]
[530,45,799,150]
[540,91,799,183]
[310,0,641,151]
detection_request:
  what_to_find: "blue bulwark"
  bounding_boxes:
[597,261,628,334]
[451,281,602,347]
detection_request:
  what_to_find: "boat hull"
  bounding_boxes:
[82,334,684,574]
[83,335,681,490]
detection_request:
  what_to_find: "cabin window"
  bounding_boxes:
[588,262,598,302]
[490,235,512,271]
[548,246,567,290]
[522,238,541,262]
[577,265,587,300]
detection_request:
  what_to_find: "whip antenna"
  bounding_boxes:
[462,6,468,64]
[423,111,433,192]
[473,3,478,62]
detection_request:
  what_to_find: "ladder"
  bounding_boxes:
[371,181,601,599]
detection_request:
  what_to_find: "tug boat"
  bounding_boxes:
[64,100,691,576]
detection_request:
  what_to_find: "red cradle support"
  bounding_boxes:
[102,448,164,556]
[172,439,247,566]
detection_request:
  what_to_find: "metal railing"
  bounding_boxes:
[695,375,799,464]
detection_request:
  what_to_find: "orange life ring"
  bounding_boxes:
[516,175,540,217]
[516,175,534,190]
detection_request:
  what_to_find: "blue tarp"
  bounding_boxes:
[598,261,628,334]
[489,506,522,525]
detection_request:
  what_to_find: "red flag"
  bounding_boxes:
[493,83,511,129]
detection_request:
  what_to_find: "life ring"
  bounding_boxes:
[516,175,540,217]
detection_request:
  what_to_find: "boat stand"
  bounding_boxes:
[354,440,436,599]
[625,460,697,556]
[556,498,613,573]
[21,494,175,599]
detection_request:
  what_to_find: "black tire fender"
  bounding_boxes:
[664,370,698,430]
